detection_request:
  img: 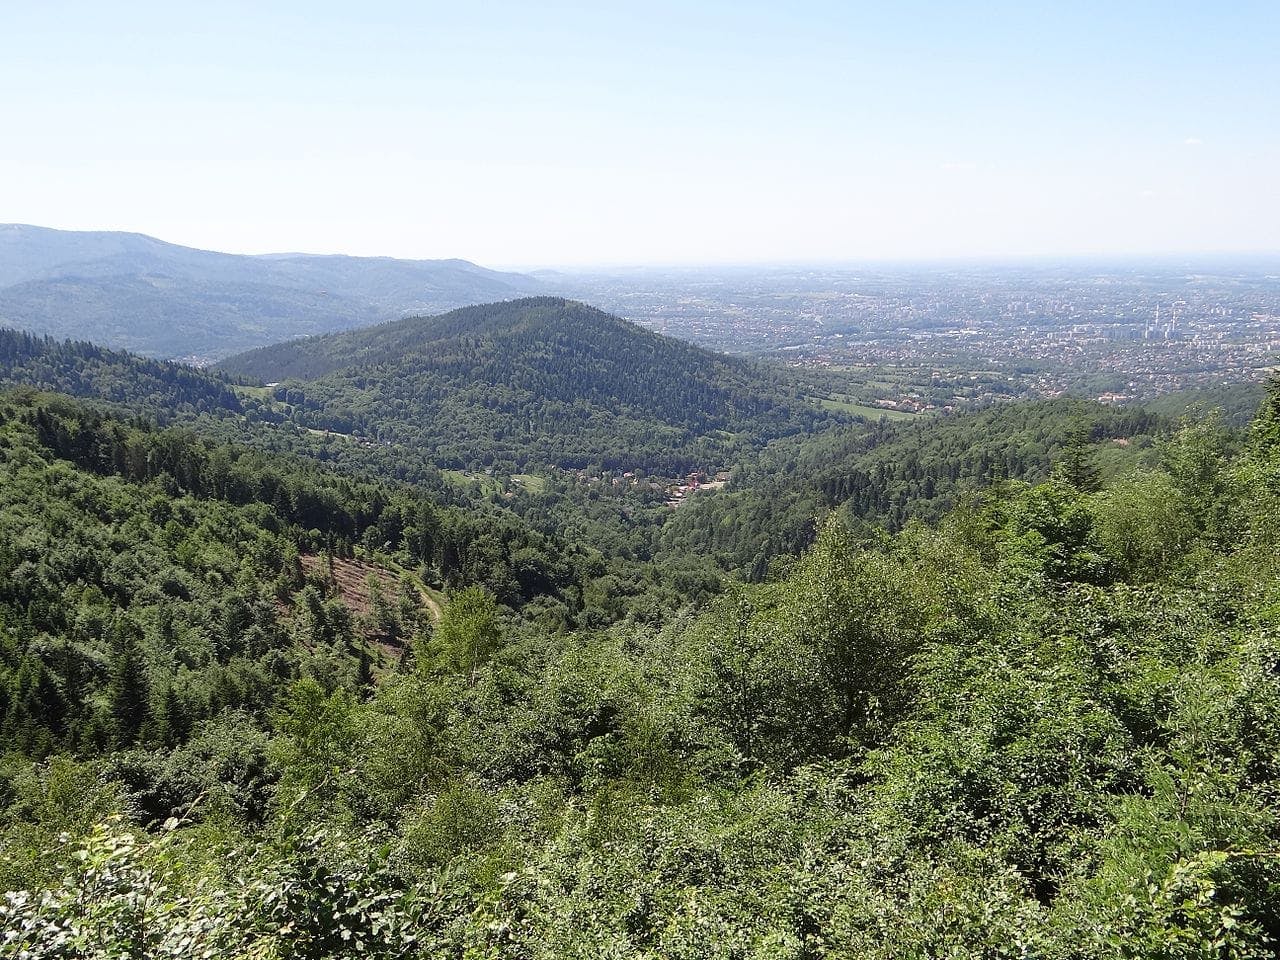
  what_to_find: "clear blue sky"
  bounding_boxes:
[4,1,1277,266]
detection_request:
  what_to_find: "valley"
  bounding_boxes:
[6,4,1277,953]
[1,282,1278,956]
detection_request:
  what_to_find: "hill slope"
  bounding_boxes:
[5,382,1280,956]
[658,397,1166,575]
[0,389,633,759]
[0,327,245,419]
[217,297,834,471]
[0,224,542,359]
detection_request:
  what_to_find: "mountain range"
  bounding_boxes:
[0,224,543,360]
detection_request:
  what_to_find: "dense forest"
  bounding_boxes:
[658,398,1169,577]
[3,360,1280,953]
[0,328,245,420]
[217,298,836,472]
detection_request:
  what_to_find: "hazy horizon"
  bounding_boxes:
[5,2,1278,265]
[7,222,1277,276]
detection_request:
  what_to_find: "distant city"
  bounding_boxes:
[556,262,1280,414]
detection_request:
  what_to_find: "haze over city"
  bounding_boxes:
[4,0,1278,266]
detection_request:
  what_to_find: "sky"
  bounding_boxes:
[3,1,1278,267]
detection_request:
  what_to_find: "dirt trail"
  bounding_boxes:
[415,584,443,622]
[377,556,444,623]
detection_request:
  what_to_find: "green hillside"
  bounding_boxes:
[0,327,244,419]
[658,398,1169,576]
[4,380,1280,956]
[218,297,835,472]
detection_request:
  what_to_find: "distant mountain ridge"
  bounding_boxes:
[217,297,835,471]
[0,224,543,360]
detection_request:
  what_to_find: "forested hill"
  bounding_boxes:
[0,327,244,420]
[660,397,1169,576]
[217,297,835,472]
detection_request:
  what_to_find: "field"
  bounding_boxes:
[814,394,919,420]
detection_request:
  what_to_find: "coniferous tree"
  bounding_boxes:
[106,619,151,747]
[1056,424,1101,492]
[153,684,190,747]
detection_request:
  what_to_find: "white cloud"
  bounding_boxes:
[1183,137,1204,146]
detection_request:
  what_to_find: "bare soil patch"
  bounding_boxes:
[300,553,408,618]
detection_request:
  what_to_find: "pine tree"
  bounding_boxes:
[106,616,151,747]
[1057,425,1101,492]
[356,648,373,688]
[153,684,190,747]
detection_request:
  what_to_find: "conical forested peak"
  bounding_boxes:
[217,296,708,382]
[214,297,830,471]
